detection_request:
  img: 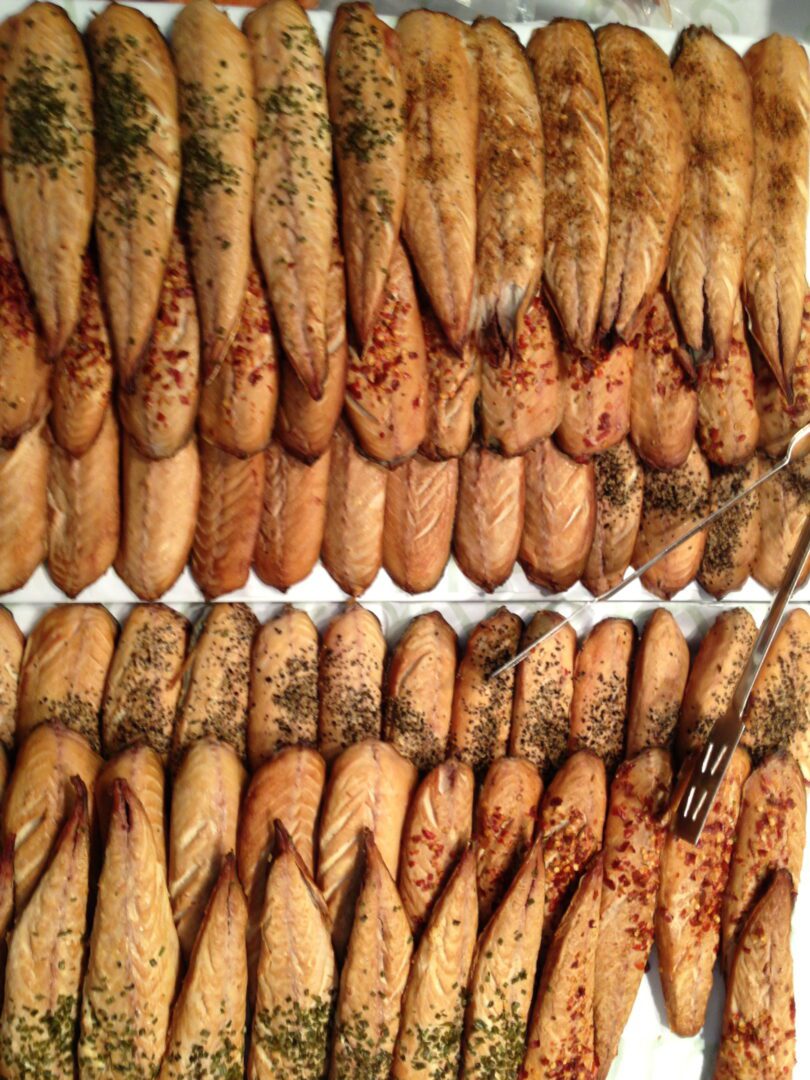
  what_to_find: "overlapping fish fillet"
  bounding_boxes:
[0,608,22,751]
[420,304,481,461]
[454,444,525,591]
[0,418,47,594]
[583,439,644,596]
[696,304,759,466]
[755,289,810,456]
[751,454,810,591]
[698,458,760,598]
[383,453,458,593]
[96,743,167,875]
[557,339,633,459]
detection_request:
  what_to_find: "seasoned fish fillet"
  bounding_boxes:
[191,441,264,599]
[0,608,22,751]
[698,458,761,598]
[321,421,387,597]
[597,25,686,340]
[594,750,672,1078]
[102,603,188,759]
[519,437,596,592]
[327,3,406,346]
[420,304,481,461]
[398,11,477,351]
[17,604,116,751]
[96,744,167,875]
[557,340,633,459]
[583,439,644,595]
[0,419,48,594]
[47,406,120,598]
[1,1,95,357]
[626,609,689,757]
[526,19,609,353]
[248,606,318,769]
[752,454,810,591]
[383,453,458,593]
[160,855,248,1080]
[392,847,478,1080]
[78,779,180,1078]
[0,777,89,1080]
[88,3,180,386]
[116,433,201,600]
[755,289,810,457]
[169,736,246,959]
[172,0,256,374]
[454,444,525,591]
[697,307,760,466]
[568,618,634,772]
[397,758,474,935]
[318,739,417,958]
[449,607,522,776]
[173,602,257,761]
[254,439,330,590]
[383,611,456,771]
[669,27,754,360]
[246,0,334,399]
[319,604,385,763]
[510,612,576,778]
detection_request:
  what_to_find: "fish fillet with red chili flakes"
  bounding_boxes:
[557,339,633,459]
[696,304,760,467]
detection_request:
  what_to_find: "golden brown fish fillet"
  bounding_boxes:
[0,608,22,751]
[697,309,760,466]
[254,438,330,590]
[117,232,200,461]
[454,444,525,591]
[594,750,672,1079]
[519,437,595,592]
[47,406,120,598]
[345,242,428,463]
[630,290,697,469]
[392,847,477,1080]
[322,422,387,596]
[510,612,576,778]
[78,779,180,1078]
[752,454,810,591]
[0,834,11,991]
[632,441,710,598]
[383,453,458,593]
[173,602,257,762]
[248,606,318,769]
[159,855,248,1080]
[598,25,686,340]
[383,610,456,771]
[583,439,644,596]
[172,0,256,374]
[96,744,167,875]
[472,17,543,342]
[1,2,94,358]
[332,832,413,1080]
[1,722,100,911]
[0,777,89,1080]
[397,758,474,936]
[655,747,750,1036]
[191,441,264,599]
[169,737,246,960]
[626,609,689,757]
[17,604,116,751]
[420,304,481,461]
[449,607,522,777]
[475,756,542,925]
[698,458,761,598]
[755,290,810,456]
[0,418,47,594]
[198,261,278,457]
[249,823,336,1080]
[744,36,810,394]
[246,0,334,399]
[557,340,633,459]
[318,739,417,958]
[102,603,188,759]
[318,604,385,763]
[526,20,609,353]
[568,618,634,772]
[714,869,796,1080]
[398,11,477,351]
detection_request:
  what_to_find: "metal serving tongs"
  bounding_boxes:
[675,509,810,844]
[488,420,810,681]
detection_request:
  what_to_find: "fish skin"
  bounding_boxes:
[520,437,596,592]
[526,19,609,354]
[557,339,633,459]
[626,609,690,758]
[698,457,761,599]
[172,0,256,376]
[0,608,23,752]
[755,289,810,457]
[0,418,48,594]
[160,855,248,1080]
[583,439,644,596]
[398,11,478,352]
[78,779,180,1079]
[568,618,634,772]
[392,847,478,1080]
[88,3,180,387]
[1,2,95,358]
[697,305,760,466]
[383,453,458,593]
[327,2,406,346]
[420,304,481,461]
[454,445,525,592]
[249,823,337,1080]
[0,777,90,1080]
[471,17,544,343]
[47,406,120,599]
[115,433,201,601]
[752,454,810,592]
[246,0,335,400]
[597,25,686,340]
[669,27,754,360]
[96,744,167,875]
[318,604,385,763]
[254,439,330,590]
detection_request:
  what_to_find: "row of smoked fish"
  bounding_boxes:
[0,598,806,1077]
[1,1,809,602]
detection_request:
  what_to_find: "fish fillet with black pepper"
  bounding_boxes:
[96,743,168,875]
[318,604,385,762]
[568,618,634,772]
[698,457,761,598]
[751,453,810,592]
[626,609,689,757]
[383,453,458,593]
[0,418,48,594]
[454,444,525,592]
[582,439,644,596]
